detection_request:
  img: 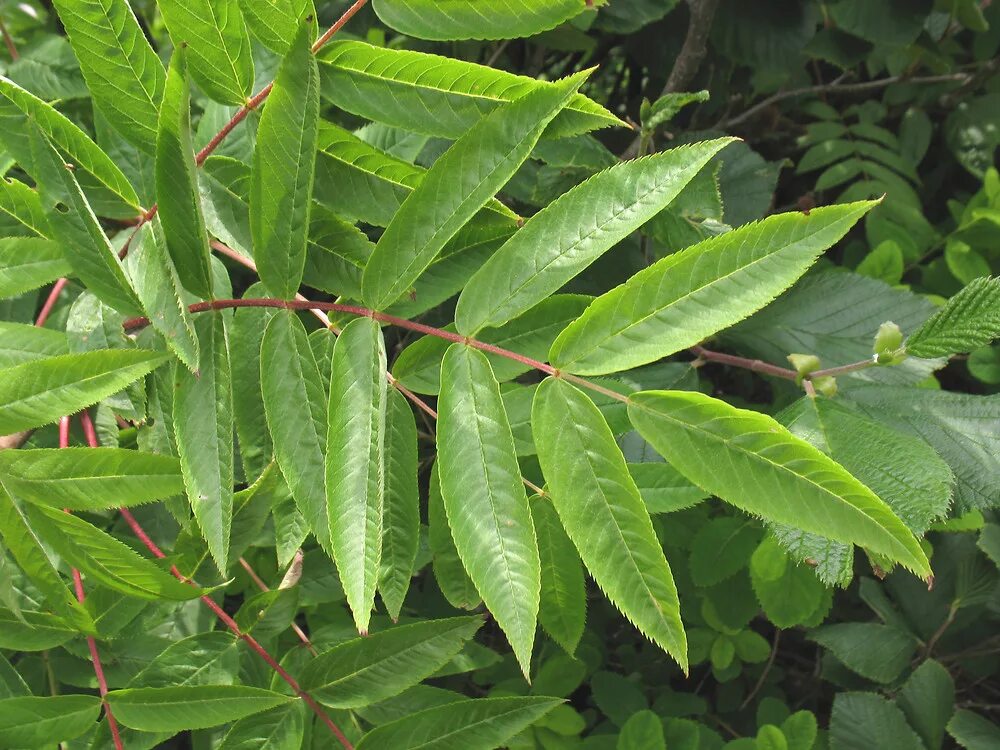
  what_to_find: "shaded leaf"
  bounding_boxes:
[108,686,294,732]
[0,695,101,747]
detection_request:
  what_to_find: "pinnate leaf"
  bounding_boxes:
[252,21,320,299]
[0,447,182,511]
[373,0,590,40]
[362,70,589,310]
[156,50,214,299]
[174,313,234,572]
[0,487,95,633]
[326,316,388,634]
[354,696,563,750]
[318,41,622,140]
[0,238,70,299]
[0,695,101,747]
[51,0,165,153]
[437,344,540,677]
[30,124,143,315]
[907,276,1000,358]
[237,0,313,53]
[550,201,876,375]
[456,140,735,335]
[25,505,206,600]
[379,388,420,621]
[0,349,167,434]
[627,390,931,578]
[158,0,254,105]
[261,311,331,553]
[108,686,294,732]
[532,378,686,669]
[300,617,483,708]
[532,497,586,656]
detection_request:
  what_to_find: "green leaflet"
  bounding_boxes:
[549,201,877,375]
[0,177,51,237]
[0,487,95,633]
[30,125,143,316]
[0,349,167,434]
[156,51,214,300]
[237,0,313,53]
[0,74,141,215]
[327,317,388,634]
[776,397,953,583]
[24,504,206,600]
[531,497,586,656]
[354,697,563,750]
[0,447,182,511]
[0,322,67,369]
[907,276,1000,358]
[125,221,201,371]
[531,378,687,669]
[51,0,165,154]
[362,71,588,310]
[627,390,931,578]
[372,0,587,40]
[437,344,540,677]
[261,311,330,553]
[618,711,666,750]
[455,140,734,335]
[947,709,1000,749]
[251,21,320,299]
[428,462,481,610]
[300,617,483,708]
[158,0,254,106]
[230,283,275,483]
[394,295,592,395]
[219,704,307,750]
[0,608,75,651]
[0,695,101,747]
[130,632,240,688]
[0,237,70,298]
[313,123,518,231]
[318,41,623,140]
[174,313,234,572]
[378,388,420,621]
[107,686,294,732]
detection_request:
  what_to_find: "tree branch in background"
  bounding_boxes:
[663,0,721,95]
[0,17,19,60]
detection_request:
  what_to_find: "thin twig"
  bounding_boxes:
[0,17,19,60]
[723,70,977,129]
[79,412,352,749]
[239,557,317,655]
[61,417,124,750]
[740,630,780,710]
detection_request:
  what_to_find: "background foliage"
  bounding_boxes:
[0,0,999,748]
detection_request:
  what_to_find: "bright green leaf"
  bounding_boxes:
[456,140,734,335]
[0,695,101,747]
[251,20,320,299]
[327,316,388,634]
[532,378,687,669]
[156,50,214,299]
[51,0,165,153]
[0,349,167,434]
[0,238,70,299]
[108,686,294,732]
[628,391,931,578]
[362,70,589,310]
[372,0,589,40]
[158,0,254,105]
[174,312,234,571]
[550,202,876,375]
[300,617,483,708]
[437,344,540,677]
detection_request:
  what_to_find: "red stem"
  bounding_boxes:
[79,411,352,749]
[239,558,317,655]
[35,278,68,327]
[0,17,18,60]
[61,417,124,750]
[690,345,798,380]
